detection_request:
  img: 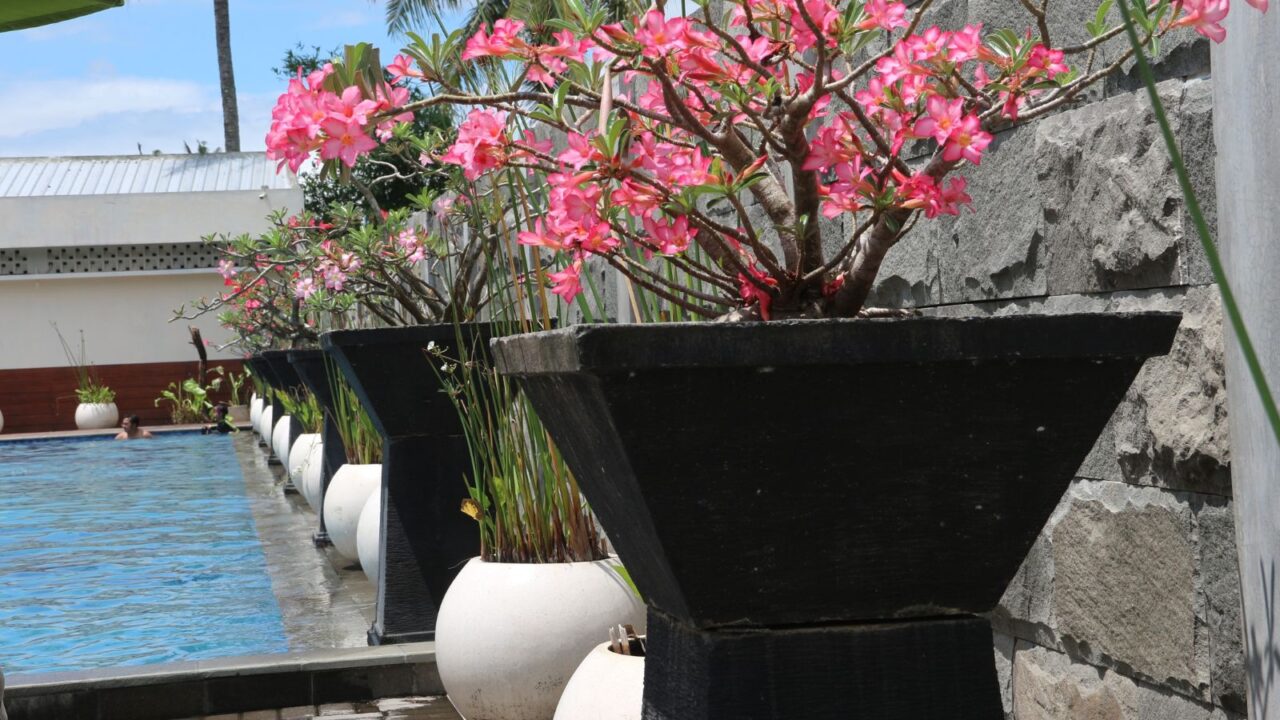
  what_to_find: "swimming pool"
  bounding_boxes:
[0,433,289,675]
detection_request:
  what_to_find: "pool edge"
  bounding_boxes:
[3,642,443,720]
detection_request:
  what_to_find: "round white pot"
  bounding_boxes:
[356,487,383,583]
[437,558,646,720]
[258,405,274,441]
[301,441,327,510]
[288,433,322,487]
[271,415,295,460]
[554,642,644,720]
[249,395,263,428]
[322,463,381,562]
[75,402,119,430]
[0,407,5,434]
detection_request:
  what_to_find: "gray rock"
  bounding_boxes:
[939,126,1048,303]
[1112,286,1230,496]
[1196,499,1246,713]
[1177,77,1218,285]
[1012,641,1237,719]
[995,629,1016,718]
[866,217,944,308]
[1051,481,1200,689]
[1037,81,1186,295]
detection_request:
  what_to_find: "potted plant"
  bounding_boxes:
[288,349,350,545]
[555,627,646,720]
[282,387,324,496]
[324,362,383,565]
[153,375,222,425]
[429,331,645,720]
[55,326,118,430]
[251,0,1270,712]
[214,366,252,423]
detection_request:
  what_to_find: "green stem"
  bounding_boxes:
[1117,1,1280,450]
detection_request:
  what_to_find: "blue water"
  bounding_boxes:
[0,433,288,675]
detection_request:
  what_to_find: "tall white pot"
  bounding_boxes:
[75,402,119,430]
[258,405,274,441]
[271,414,294,461]
[0,407,5,434]
[436,558,646,720]
[322,464,381,562]
[356,487,383,583]
[288,433,321,488]
[301,441,327,510]
[249,394,262,428]
[554,642,644,720]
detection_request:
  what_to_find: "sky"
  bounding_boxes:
[0,0,464,158]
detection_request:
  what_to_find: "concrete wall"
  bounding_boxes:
[851,3,1243,714]
[0,272,241,369]
[0,189,299,249]
[1212,7,1280,719]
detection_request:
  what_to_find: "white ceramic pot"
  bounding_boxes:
[356,487,383,583]
[554,642,644,720]
[75,402,119,430]
[271,415,295,460]
[288,433,321,487]
[258,405,274,440]
[301,441,327,510]
[249,395,262,427]
[228,404,250,424]
[0,407,5,434]
[437,558,646,720]
[323,463,381,562]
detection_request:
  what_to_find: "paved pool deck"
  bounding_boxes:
[2,429,454,719]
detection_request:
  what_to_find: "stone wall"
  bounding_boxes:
[860,3,1242,716]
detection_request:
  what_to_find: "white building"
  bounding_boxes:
[0,153,303,432]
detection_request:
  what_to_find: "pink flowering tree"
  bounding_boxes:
[267,0,1265,319]
[177,205,497,352]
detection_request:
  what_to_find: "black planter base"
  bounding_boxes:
[644,609,1002,720]
[367,626,434,646]
[312,531,331,547]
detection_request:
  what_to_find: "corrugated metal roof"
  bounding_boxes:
[0,153,298,198]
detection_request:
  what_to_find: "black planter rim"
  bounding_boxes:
[491,312,1182,374]
[321,322,498,351]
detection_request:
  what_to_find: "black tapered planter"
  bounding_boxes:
[321,323,492,645]
[491,313,1181,720]
[261,350,306,477]
[288,349,348,546]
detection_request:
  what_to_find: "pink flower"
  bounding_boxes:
[319,118,378,167]
[440,109,510,180]
[463,18,526,59]
[387,54,423,82]
[1026,45,1068,78]
[642,215,693,255]
[547,259,584,301]
[295,276,318,299]
[859,0,909,30]
[217,259,236,280]
[940,115,992,164]
[914,96,965,145]
[1170,0,1231,42]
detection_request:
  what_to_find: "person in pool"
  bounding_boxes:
[115,415,154,440]
[202,402,236,435]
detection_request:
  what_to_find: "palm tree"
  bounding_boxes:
[384,0,633,41]
[213,0,240,152]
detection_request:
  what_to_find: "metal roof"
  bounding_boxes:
[0,153,298,198]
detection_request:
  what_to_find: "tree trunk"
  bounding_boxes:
[213,0,240,152]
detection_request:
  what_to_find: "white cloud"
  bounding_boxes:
[0,76,213,139]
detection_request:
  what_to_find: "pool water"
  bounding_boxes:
[0,433,288,675]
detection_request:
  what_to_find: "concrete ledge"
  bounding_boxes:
[4,643,442,720]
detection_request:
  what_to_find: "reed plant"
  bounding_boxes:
[53,325,115,404]
[278,387,324,434]
[327,359,383,464]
